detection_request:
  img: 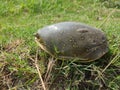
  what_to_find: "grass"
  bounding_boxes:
[0,0,120,90]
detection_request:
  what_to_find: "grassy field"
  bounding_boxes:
[0,0,120,90]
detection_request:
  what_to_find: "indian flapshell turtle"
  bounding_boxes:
[35,22,108,62]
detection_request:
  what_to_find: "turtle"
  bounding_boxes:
[34,22,108,62]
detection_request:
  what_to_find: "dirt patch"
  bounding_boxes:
[4,39,25,52]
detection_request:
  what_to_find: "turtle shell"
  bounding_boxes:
[35,22,108,62]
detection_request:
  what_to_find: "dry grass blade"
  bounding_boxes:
[44,58,55,83]
[102,52,120,73]
[34,49,47,90]
[97,68,106,84]
[97,8,116,28]
[95,52,120,80]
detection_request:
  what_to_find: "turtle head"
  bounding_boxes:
[34,32,54,56]
[34,32,45,47]
[34,32,44,44]
[34,33,40,39]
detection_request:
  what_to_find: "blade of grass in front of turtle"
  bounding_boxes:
[97,8,116,28]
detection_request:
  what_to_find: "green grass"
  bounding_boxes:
[0,0,120,90]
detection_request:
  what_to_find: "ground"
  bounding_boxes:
[0,0,120,90]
